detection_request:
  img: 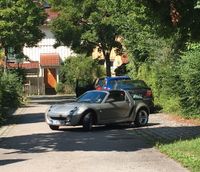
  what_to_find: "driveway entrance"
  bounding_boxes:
[0,95,196,172]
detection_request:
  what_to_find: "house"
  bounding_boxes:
[2,1,128,95]
[92,47,128,75]
[6,6,74,95]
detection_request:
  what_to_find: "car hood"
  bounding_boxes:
[48,102,82,115]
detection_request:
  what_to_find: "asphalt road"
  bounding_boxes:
[0,95,189,172]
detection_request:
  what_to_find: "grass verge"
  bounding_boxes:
[157,138,200,172]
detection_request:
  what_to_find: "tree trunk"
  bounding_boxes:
[4,48,8,73]
[104,52,111,77]
[101,44,111,76]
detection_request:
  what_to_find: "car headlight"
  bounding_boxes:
[69,107,78,115]
[46,105,52,115]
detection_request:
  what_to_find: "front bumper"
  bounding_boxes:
[45,113,81,126]
[46,115,72,126]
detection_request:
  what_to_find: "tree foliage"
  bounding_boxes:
[50,0,125,76]
[115,0,200,116]
[143,0,200,40]
[178,43,200,116]
[49,0,200,116]
[58,55,105,93]
[0,70,23,124]
[0,0,46,54]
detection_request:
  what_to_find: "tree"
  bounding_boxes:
[50,0,124,76]
[120,0,200,116]
[0,0,46,64]
[142,0,200,41]
[113,0,200,78]
[58,55,105,93]
[178,43,200,116]
[111,1,162,76]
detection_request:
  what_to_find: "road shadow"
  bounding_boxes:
[58,123,160,132]
[28,95,76,100]
[5,113,45,125]
[29,99,76,105]
[28,95,76,105]
[15,113,44,125]
[0,159,27,166]
[1,125,200,154]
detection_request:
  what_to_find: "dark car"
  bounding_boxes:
[75,76,131,97]
[46,90,150,131]
[94,76,131,90]
[112,80,154,112]
[75,79,95,97]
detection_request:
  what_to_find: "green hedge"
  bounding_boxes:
[178,44,200,116]
[0,70,23,124]
[58,55,105,94]
[132,43,200,118]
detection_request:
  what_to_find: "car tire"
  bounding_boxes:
[82,112,93,131]
[49,125,59,130]
[134,109,149,127]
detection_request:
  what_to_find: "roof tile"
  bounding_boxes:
[40,53,60,67]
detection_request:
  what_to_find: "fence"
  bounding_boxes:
[24,77,45,95]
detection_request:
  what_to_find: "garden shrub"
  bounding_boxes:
[59,55,105,93]
[132,58,182,114]
[0,70,23,124]
[178,44,200,117]
[55,82,65,94]
[131,43,200,118]
[55,82,74,94]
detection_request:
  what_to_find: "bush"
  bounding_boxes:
[0,70,23,124]
[131,58,182,114]
[130,42,200,118]
[55,82,65,94]
[178,43,200,116]
[59,55,105,93]
[55,82,74,94]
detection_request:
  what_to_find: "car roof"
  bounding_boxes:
[98,76,130,81]
[115,79,149,88]
[86,89,126,94]
[105,76,130,80]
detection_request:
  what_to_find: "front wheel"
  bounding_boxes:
[134,109,149,127]
[49,125,59,130]
[82,113,93,131]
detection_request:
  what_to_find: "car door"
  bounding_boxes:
[99,91,130,123]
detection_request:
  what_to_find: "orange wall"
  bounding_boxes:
[44,68,57,88]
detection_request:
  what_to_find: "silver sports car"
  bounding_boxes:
[45,90,150,131]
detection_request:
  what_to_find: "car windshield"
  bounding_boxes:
[114,80,148,90]
[109,78,130,89]
[77,91,107,103]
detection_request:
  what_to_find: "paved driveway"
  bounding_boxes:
[0,95,199,172]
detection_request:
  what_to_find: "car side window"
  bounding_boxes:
[95,78,105,88]
[107,91,125,102]
[98,79,105,87]
[109,80,117,89]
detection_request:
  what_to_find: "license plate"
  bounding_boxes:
[52,120,64,125]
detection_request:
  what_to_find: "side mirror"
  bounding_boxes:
[132,94,143,100]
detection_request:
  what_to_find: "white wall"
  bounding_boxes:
[23,26,74,62]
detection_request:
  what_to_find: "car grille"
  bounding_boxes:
[50,117,66,120]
